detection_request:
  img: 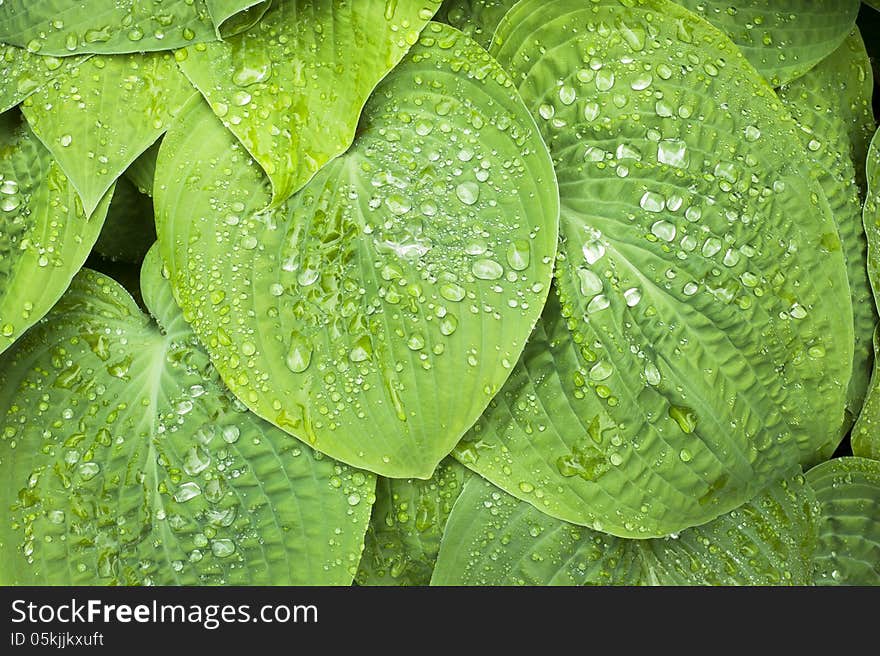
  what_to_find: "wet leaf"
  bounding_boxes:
[357,459,467,586]
[436,0,516,48]
[674,0,861,86]
[0,247,374,585]
[807,457,880,585]
[778,29,876,432]
[431,470,818,585]
[21,52,197,215]
[457,0,853,537]
[0,43,88,113]
[155,23,559,478]
[0,0,261,56]
[0,110,112,357]
[178,0,442,206]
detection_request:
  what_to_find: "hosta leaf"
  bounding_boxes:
[777,29,876,430]
[124,140,160,197]
[93,176,156,263]
[0,111,112,357]
[0,248,375,585]
[0,0,222,56]
[673,1,861,86]
[436,0,516,48]
[855,130,880,458]
[431,471,818,585]
[807,457,880,585]
[21,52,197,216]
[155,23,559,478]
[462,0,853,537]
[357,459,467,586]
[0,44,88,114]
[177,0,441,206]
[205,1,272,38]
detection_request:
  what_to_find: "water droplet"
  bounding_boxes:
[174,482,201,503]
[439,282,466,302]
[669,405,698,434]
[640,191,666,213]
[286,332,313,372]
[623,287,642,306]
[577,269,603,296]
[595,69,615,91]
[472,259,503,280]
[211,539,236,558]
[657,139,688,168]
[221,425,240,444]
[650,220,676,242]
[456,181,479,206]
[506,240,530,271]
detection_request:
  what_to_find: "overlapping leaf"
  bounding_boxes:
[807,457,880,585]
[455,0,853,538]
[357,459,467,585]
[0,44,88,113]
[436,0,515,48]
[156,23,559,478]
[177,0,442,205]
[674,1,861,86]
[778,30,876,430]
[0,111,112,357]
[0,0,262,56]
[21,52,196,215]
[0,249,375,585]
[431,471,818,585]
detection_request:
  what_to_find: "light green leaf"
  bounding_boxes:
[93,176,155,263]
[431,470,818,585]
[21,52,197,216]
[177,0,442,206]
[777,29,877,431]
[463,0,853,537]
[855,130,880,458]
[436,0,516,48]
[123,139,160,198]
[357,459,467,586]
[807,457,880,585]
[155,24,559,478]
[0,249,375,585]
[0,44,88,114]
[0,0,220,56]
[0,110,112,356]
[205,0,272,38]
[673,1,861,86]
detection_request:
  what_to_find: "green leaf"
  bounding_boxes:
[155,24,559,478]
[855,130,880,458]
[205,0,272,38]
[356,459,467,586]
[777,29,877,431]
[463,0,853,537]
[123,139,160,198]
[0,0,220,56]
[21,52,197,216]
[0,44,88,114]
[807,457,880,585]
[436,0,516,48]
[93,176,156,263]
[673,1,861,86]
[431,470,818,585]
[177,0,442,205]
[0,110,112,357]
[0,248,375,585]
